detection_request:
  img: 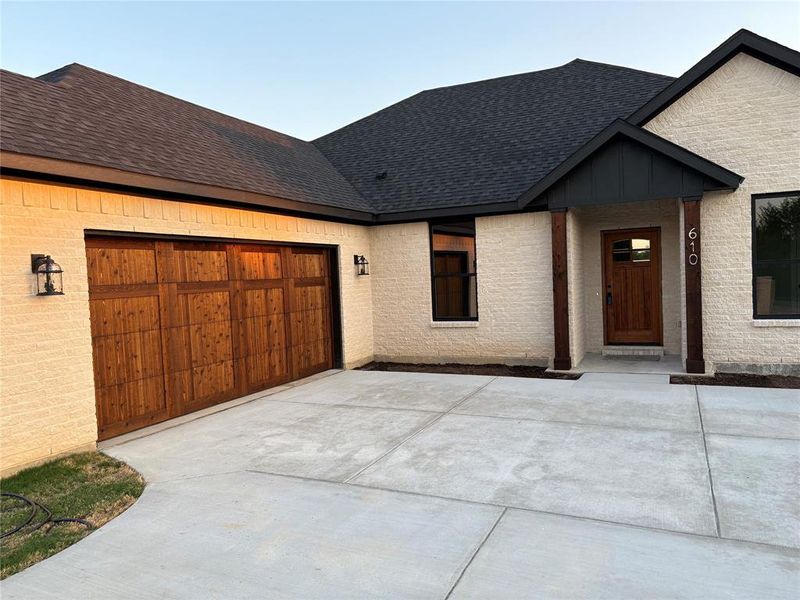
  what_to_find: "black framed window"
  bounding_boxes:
[752,192,800,318]
[430,219,478,320]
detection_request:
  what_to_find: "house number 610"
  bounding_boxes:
[687,227,699,266]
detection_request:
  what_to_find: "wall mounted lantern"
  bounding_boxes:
[353,254,370,276]
[31,254,64,296]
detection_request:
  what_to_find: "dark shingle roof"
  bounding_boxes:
[313,60,674,214]
[1,59,674,218]
[0,64,372,212]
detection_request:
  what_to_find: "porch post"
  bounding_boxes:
[551,208,571,370]
[682,197,705,373]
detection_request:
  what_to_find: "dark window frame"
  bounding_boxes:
[751,191,800,319]
[428,220,479,322]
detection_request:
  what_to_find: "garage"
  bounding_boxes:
[86,236,336,440]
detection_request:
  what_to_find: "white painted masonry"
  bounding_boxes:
[0,178,374,475]
[644,53,800,373]
[370,213,554,365]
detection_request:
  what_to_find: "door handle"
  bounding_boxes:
[606,291,613,305]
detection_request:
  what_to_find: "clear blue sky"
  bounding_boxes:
[2,2,797,140]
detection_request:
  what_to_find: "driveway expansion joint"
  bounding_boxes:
[241,467,798,553]
[343,377,499,483]
[449,409,702,435]
[695,384,722,537]
[444,507,508,600]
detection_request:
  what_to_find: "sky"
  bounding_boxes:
[1,2,798,140]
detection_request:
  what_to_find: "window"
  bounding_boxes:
[430,219,478,320]
[752,192,800,318]
[612,238,651,263]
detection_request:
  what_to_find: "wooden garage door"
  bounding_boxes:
[86,237,334,440]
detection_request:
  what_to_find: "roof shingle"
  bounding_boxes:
[0,64,372,213]
[313,60,674,213]
[1,60,674,217]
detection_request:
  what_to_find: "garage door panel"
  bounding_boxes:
[239,248,283,280]
[242,287,285,318]
[92,330,163,387]
[188,322,234,368]
[173,246,229,283]
[291,250,326,278]
[86,246,158,287]
[293,340,330,374]
[292,284,326,311]
[89,296,161,338]
[244,349,289,388]
[184,290,232,324]
[291,308,327,342]
[88,237,334,439]
[240,315,287,353]
[190,360,236,405]
[96,375,167,436]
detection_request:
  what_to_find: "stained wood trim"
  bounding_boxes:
[683,199,705,373]
[551,210,571,370]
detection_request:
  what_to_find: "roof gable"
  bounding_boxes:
[628,29,800,126]
[518,120,743,209]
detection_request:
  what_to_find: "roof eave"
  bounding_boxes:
[627,29,800,126]
[0,151,377,225]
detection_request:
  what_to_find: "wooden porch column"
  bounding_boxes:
[551,208,571,370]
[682,197,705,373]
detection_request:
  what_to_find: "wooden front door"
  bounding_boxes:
[602,228,663,345]
[87,237,335,440]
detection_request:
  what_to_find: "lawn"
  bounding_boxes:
[1,452,144,579]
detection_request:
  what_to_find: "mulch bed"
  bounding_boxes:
[671,372,800,389]
[358,361,580,380]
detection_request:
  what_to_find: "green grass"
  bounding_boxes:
[1,452,144,579]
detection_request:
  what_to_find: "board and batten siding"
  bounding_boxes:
[644,53,800,373]
[0,177,373,475]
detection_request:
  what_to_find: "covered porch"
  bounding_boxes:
[519,120,744,374]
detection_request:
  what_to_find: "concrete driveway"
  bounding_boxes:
[4,370,799,599]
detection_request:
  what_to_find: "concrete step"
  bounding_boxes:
[601,346,664,361]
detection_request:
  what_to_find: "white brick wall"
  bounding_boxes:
[370,212,554,364]
[567,210,586,365]
[645,53,800,372]
[0,178,374,474]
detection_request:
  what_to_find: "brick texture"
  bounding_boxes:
[370,213,554,364]
[645,53,800,372]
[0,179,374,475]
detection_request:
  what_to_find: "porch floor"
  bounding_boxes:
[572,352,685,375]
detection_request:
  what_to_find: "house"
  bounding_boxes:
[1,29,798,475]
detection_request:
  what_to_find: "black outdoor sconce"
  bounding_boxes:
[31,254,64,296]
[354,254,370,276]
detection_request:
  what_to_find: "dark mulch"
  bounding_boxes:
[671,372,800,389]
[358,361,580,380]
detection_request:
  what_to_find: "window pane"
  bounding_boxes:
[612,240,631,251]
[434,274,477,319]
[754,195,800,261]
[431,219,477,319]
[755,263,800,316]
